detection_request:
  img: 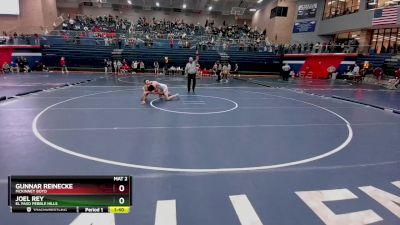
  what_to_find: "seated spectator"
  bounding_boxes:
[373,67,383,84]
[170,66,176,75]
[176,66,182,75]
[23,64,31,73]
[202,68,209,76]
[290,70,296,78]
[32,61,41,71]
[395,68,400,80]
[120,62,130,74]
[387,68,400,89]
[32,61,48,72]
[345,65,352,74]
[2,62,10,74]
[10,61,18,73]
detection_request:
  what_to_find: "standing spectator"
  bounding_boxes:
[185,57,197,93]
[13,32,18,45]
[17,57,24,72]
[212,62,218,77]
[132,61,138,73]
[104,59,109,73]
[154,61,159,74]
[164,56,169,75]
[303,42,308,53]
[113,60,117,74]
[118,38,122,49]
[350,63,361,82]
[60,57,68,74]
[309,42,314,53]
[354,39,359,53]
[107,59,112,73]
[328,41,334,53]
[282,63,291,81]
[116,60,122,74]
[297,43,302,53]
[221,63,230,83]
[322,42,327,53]
[33,33,40,45]
[217,62,222,82]
[169,38,174,48]
[314,42,320,53]
[233,63,239,77]
[139,61,145,72]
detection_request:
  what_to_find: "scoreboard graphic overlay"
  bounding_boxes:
[8,176,132,213]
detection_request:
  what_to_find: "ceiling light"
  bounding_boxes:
[127,0,132,5]
[156,2,160,7]
[249,8,257,12]
[257,0,263,3]
[208,6,213,11]
[183,4,187,9]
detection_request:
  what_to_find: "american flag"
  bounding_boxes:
[372,6,398,26]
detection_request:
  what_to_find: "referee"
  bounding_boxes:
[185,57,197,93]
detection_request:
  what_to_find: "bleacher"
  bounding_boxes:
[40,35,282,73]
[38,36,397,75]
[226,50,281,73]
[356,53,392,68]
[42,42,220,71]
[42,44,114,69]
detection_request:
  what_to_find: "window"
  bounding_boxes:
[370,28,399,54]
[270,7,288,18]
[323,0,360,19]
[366,0,400,10]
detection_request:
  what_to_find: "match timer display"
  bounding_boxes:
[8,176,132,213]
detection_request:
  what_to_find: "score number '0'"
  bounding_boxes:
[119,185,125,205]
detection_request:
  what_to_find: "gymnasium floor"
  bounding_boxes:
[0,73,399,225]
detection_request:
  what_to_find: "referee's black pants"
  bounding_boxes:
[187,73,196,92]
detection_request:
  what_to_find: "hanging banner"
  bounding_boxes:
[293,21,317,33]
[297,3,318,19]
